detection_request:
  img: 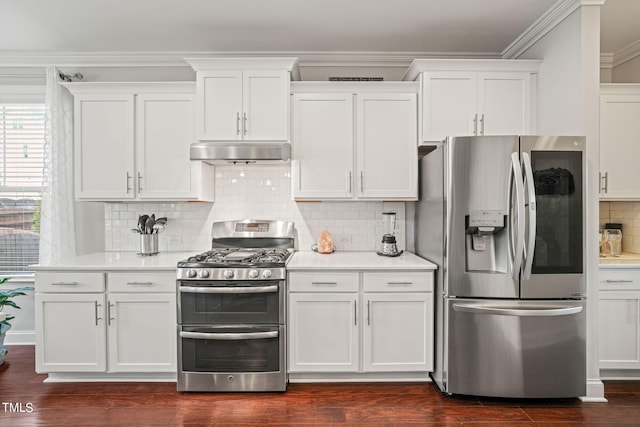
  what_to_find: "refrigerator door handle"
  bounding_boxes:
[522,152,537,280]
[510,152,526,280]
[452,303,583,317]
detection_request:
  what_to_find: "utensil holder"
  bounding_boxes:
[140,234,159,256]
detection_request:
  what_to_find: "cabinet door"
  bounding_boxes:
[288,293,358,372]
[363,293,433,372]
[422,71,477,142]
[356,93,418,200]
[136,93,198,199]
[599,94,640,200]
[477,72,531,136]
[74,94,135,199]
[242,70,289,141]
[291,93,354,199]
[107,293,177,372]
[197,71,243,140]
[35,293,107,373]
[599,291,640,370]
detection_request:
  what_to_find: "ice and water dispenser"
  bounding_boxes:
[465,210,507,273]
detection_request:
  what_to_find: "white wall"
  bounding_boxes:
[518,5,604,402]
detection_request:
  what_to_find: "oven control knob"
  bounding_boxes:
[248,269,259,279]
[223,269,235,279]
[262,270,272,279]
[198,269,210,279]
[186,269,197,278]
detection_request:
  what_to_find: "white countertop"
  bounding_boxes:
[600,253,640,269]
[32,251,195,271]
[287,251,437,271]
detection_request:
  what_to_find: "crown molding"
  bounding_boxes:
[0,50,503,69]
[600,53,614,69]
[502,0,604,59]
[612,39,640,68]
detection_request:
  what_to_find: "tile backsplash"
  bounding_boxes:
[599,201,640,253]
[105,165,406,253]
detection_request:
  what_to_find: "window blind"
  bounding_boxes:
[0,103,45,273]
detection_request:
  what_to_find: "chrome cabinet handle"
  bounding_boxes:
[137,172,143,192]
[387,281,413,286]
[95,302,102,326]
[348,171,352,195]
[311,281,338,286]
[52,281,78,286]
[180,331,278,341]
[473,113,478,135]
[243,112,247,136]
[108,302,115,326]
[601,171,608,194]
[367,300,371,326]
[360,171,364,194]
[236,112,240,135]
[126,172,132,193]
[606,279,633,283]
[354,301,357,326]
[480,113,485,135]
[126,281,153,286]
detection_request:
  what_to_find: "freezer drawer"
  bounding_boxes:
[446,298,586,398]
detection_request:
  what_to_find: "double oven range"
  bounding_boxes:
[176,220,294,392]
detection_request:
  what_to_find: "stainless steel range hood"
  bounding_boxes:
[190,141,291,165]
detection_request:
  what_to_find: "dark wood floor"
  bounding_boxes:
[2,346,640,426]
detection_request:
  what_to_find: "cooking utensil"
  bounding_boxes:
[145,215,156,234]
[138,215,149,233]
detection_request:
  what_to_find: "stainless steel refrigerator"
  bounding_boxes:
[414,135,586,398]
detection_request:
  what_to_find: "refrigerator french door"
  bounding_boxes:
[416,135,586,398]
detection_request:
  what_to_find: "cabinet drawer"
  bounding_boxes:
[107,272,175,293]
[288,272,359,292]
[36,272,104,293]
[599,269,640,290]
[363,272,433,292]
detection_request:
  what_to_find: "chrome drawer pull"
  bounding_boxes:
[605,279,634,283]
[126,281,153,286]
[311,281,338,285]
[52,281,78,286]
[387,281,413,285]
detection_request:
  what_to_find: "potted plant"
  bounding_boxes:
[0,277,33,365]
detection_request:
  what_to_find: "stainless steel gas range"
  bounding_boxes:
[176,219,295,392]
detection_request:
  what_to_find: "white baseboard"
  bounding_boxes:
[4,331,35,345]
[579,378,607,403]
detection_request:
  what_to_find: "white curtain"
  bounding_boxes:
[39,66,76,264]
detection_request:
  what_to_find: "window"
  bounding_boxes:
[0,102,45,273]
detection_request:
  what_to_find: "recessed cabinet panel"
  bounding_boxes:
[357,93,418,199]
[599,291,640,370]
[477,72,530,136]
[599,89,640,200]
[75,95,135,199]
[243,70,289,141]
[137,94,198,199]
[291,93,354,199]
[35,293,107,373]
[200,71,243,140]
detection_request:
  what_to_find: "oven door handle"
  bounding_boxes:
[179,331,278,340]
[179,285,278,294]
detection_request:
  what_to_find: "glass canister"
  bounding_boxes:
[605,223,623,257]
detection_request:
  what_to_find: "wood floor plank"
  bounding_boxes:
[2,346,640,426]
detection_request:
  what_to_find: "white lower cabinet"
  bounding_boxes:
[288,270,433,378]
[599,268,640,376]
[35,271,176,376]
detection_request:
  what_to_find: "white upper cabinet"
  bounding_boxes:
[291,83,418,201]
[197,70,289,141]
[599,84,640,200]
[404,59,540,144]
[185,57,300,142]
[66,83,214,202]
